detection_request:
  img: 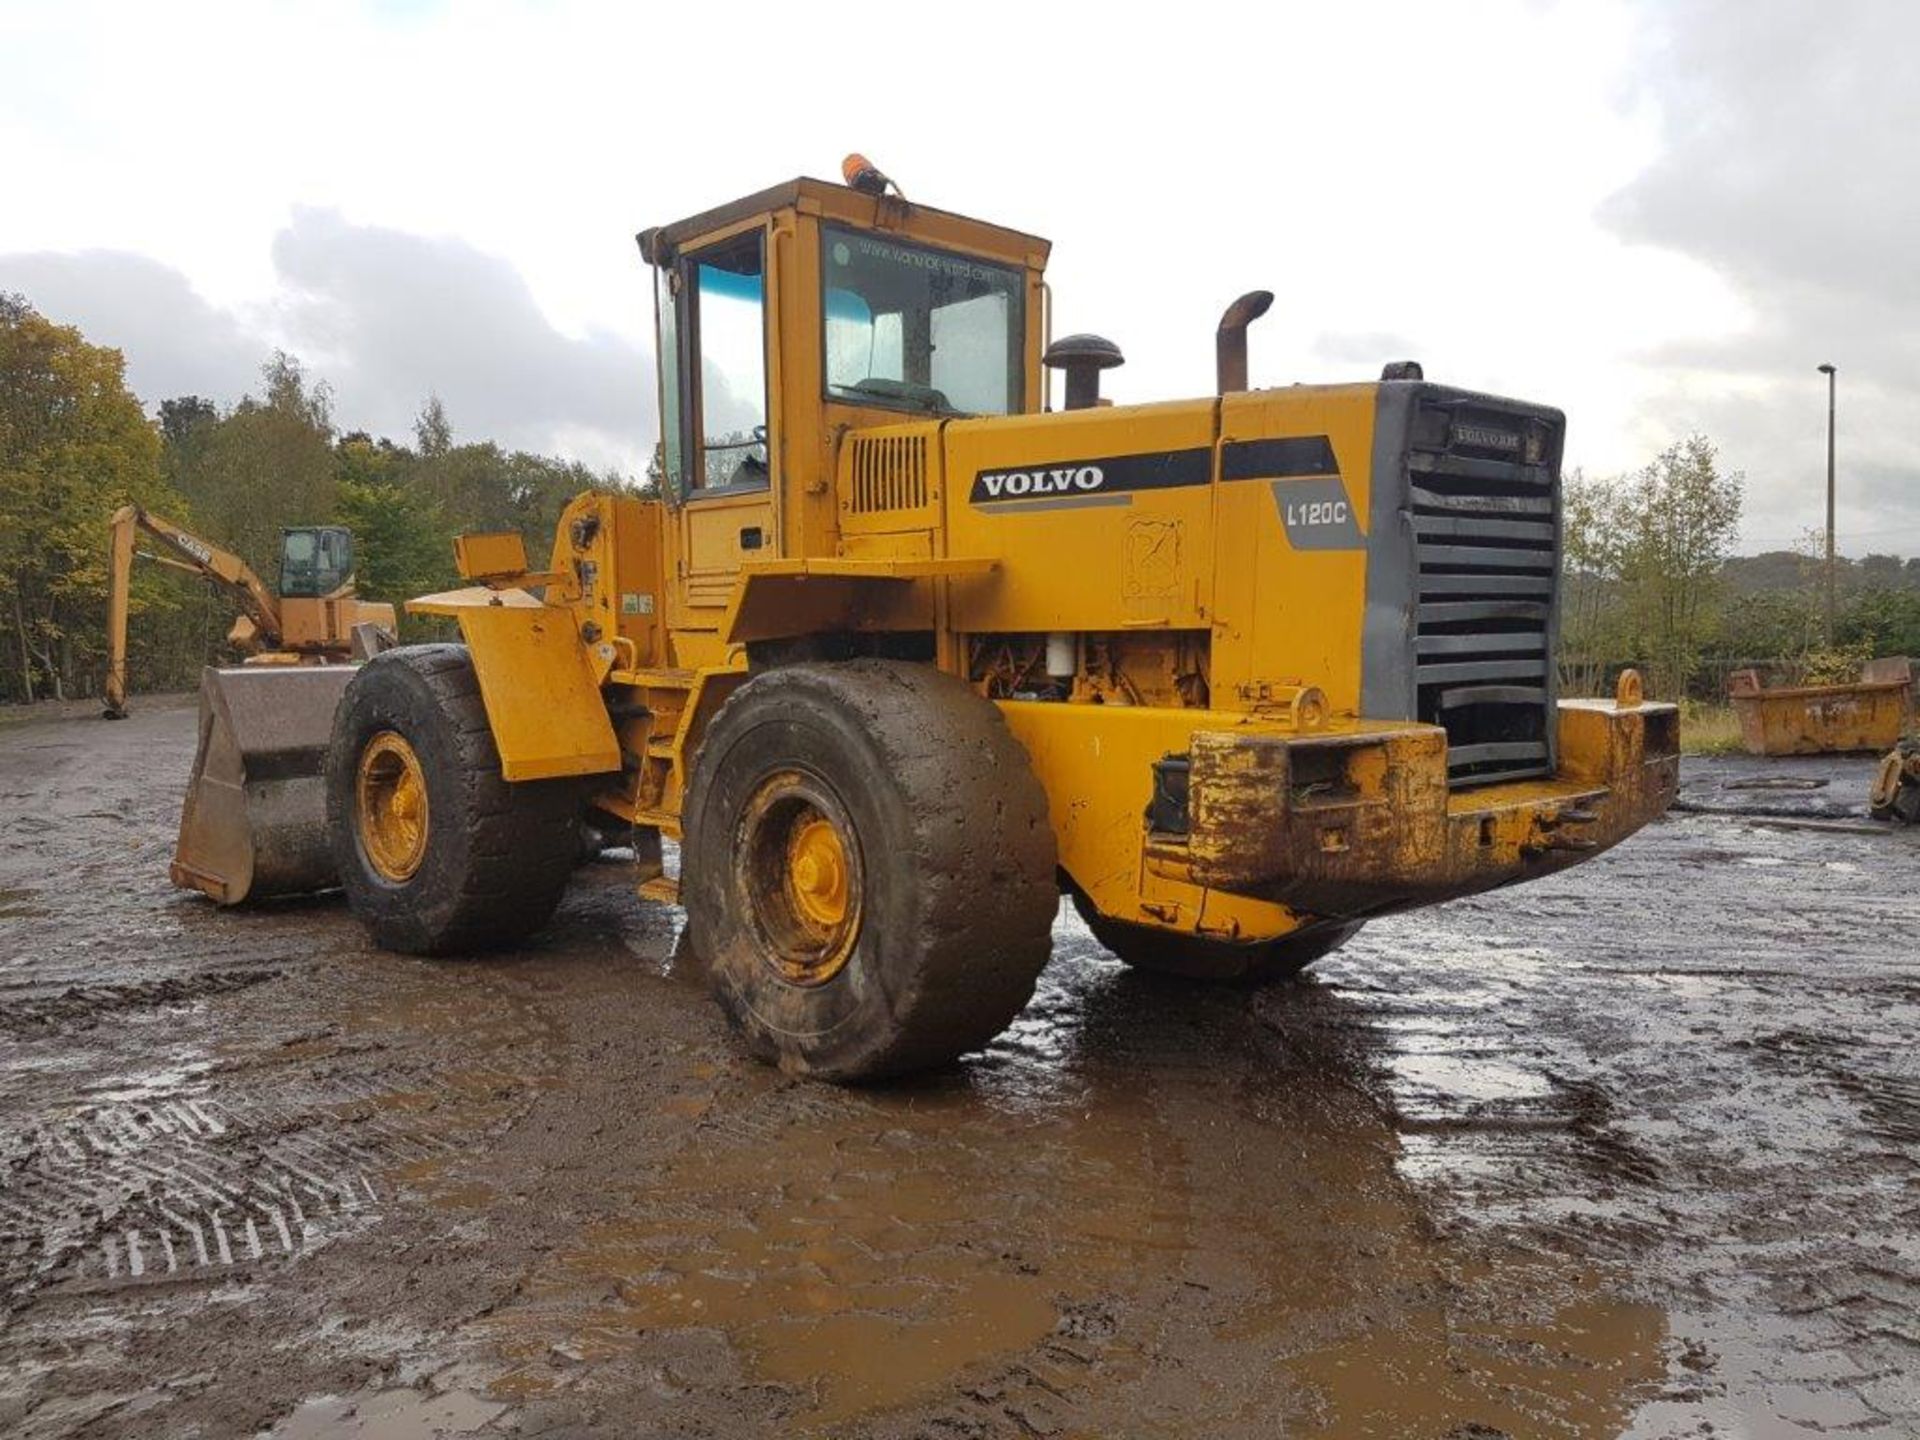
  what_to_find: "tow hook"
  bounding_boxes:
[1527,807,1601,855]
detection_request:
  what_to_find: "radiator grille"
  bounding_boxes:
[849,434,928,514]
[1410,403,1560,787]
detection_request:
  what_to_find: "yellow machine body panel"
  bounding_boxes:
[278,594,399,651]
[455,530,536,583]
[723,556,995,646]
[1212,385,1379,713]
[942,401,1219,634]
[410,586,621,781]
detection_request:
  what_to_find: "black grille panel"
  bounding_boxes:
[1409,401,1561,787]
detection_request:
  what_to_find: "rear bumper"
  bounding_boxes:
[1165,698,1678,921]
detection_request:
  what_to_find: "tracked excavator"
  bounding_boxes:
[105,506,396,904]
[185,158,1680,1080]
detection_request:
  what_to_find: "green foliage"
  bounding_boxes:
[172,353,338,585]
[1558,467,1631,696]
[0,294,178,702]
[1799,641,1875,687]
[1558,436,1744,700]
[1723,548,1920,597]
[413,395,452,459]
[333,437,452,639]
[1712,588,1827,679]
[1677,700,1745,756]
[1836,586,1920,657]
[409,438,600,556]
[1590,459,1919,699]
[1619,436,1744,698]
[1709,538,1920,689]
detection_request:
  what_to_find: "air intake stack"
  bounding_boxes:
[1044,334,1125,411]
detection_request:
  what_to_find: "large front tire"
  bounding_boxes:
[326,644,581,955]
[1070,890,1359,984]
[683,660,1057,1082]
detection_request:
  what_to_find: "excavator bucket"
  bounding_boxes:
[170,666,354,905]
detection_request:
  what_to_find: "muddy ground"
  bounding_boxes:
[1,696,1916,1439]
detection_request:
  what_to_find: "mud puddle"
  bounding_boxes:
[483,1035,1170,1427]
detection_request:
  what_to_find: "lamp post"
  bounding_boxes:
[1818,362,1836,645]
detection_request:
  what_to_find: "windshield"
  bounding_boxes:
[822,227,1024,417]
[280,528,350,598]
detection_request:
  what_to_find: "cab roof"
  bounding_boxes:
[639,177,1051,273]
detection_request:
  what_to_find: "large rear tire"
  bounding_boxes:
[682,660,1057,1082]
[1070,890,1359,984]
[326,644,581,955]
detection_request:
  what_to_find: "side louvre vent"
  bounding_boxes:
[1409,400,1562,787]
[849,434,929,515]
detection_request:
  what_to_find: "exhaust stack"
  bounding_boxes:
[1216,290,1274,395]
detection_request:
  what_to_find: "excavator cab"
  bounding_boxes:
[279,526,356,600]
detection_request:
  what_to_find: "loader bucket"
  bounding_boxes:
[169,665,355,905]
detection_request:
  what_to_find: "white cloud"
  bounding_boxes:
[1601,0,1920,553]
[0,213,652,472]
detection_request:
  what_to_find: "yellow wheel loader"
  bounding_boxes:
[1870,737,1920,823]
[309,158,1676,1080]
[105,506,398,904]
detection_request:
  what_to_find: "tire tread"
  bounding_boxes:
[686,660,1057,1079]
[328,644,579,955]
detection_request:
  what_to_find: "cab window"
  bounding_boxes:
[823,226,1023,417]
[688,232,769,492]
[279,528,352,598]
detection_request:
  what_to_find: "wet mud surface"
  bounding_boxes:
[2,698,1917,1437]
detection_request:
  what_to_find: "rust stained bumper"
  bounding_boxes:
[1178,699,1679,921]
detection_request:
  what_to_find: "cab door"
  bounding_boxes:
[658,224,777,633]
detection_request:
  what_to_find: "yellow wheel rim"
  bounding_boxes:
[788,816,850,929]
[740,774,862,987]
[356,730,430,882]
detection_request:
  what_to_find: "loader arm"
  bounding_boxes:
[104,505,285,718]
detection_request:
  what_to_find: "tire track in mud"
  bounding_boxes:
[0,967,283,1033]
[0,1073,456,1308]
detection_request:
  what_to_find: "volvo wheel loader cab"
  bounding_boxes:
[324,160,1680,1081]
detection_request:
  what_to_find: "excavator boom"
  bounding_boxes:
[104,505,284,718]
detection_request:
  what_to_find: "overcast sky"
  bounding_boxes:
[3,0,1911,554]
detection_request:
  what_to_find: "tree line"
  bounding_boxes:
[0,295,628,705]
[1559,434,1920,701]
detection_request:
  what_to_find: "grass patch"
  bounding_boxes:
[1679,700,1746,756]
